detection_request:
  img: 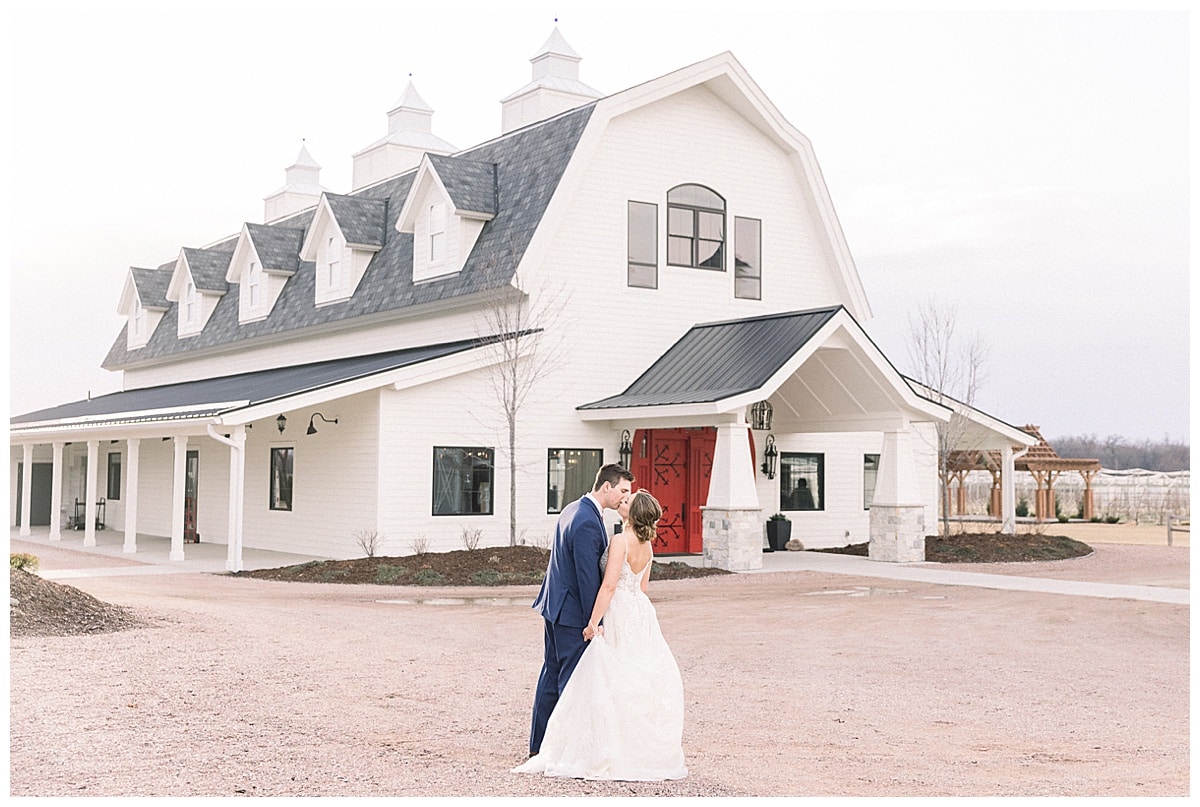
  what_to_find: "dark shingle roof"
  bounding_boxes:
[245,223,304,273]
[14,338,483,426]
[102,104,595,370]
[427,154,497,216]
[130,267,171,309]
[324,194,388,248]
[181,248,233,293]
[579,306,842,409]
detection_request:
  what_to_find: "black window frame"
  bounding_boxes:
[667,184,725,271]
[432,446,495,516]
[627,201,658,288]
[779,452,825,512]
[733,215,762,300]
[270,446,294,511]
[547,448,604,514]
[106,452,121,501]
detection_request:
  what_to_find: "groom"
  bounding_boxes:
[528,463,634,756]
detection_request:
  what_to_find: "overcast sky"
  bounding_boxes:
[5,3,1191,444]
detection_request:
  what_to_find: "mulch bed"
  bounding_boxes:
[232,545,731,587]
[811,532,1093,563]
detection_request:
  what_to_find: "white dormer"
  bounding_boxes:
[226,222,303,322]
[117,267,170,350]
[165,248,231,337]
[396,154,497,283]
[501,27,602,134]
[299,194,387,306]
[351,81,457,190]
[263,144,327,224]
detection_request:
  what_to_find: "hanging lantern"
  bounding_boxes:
[750,400,773,431]
[760,434,778,479]
[619,430,633,468]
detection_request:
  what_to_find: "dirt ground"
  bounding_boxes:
[7,539,1190,797]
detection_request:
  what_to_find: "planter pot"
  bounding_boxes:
[766,520,792,552]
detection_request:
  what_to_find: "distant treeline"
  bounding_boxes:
[1048,434,1190,472]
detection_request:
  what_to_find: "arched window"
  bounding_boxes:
[667,184,725,270]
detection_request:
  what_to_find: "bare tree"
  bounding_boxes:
[907,298,990,536]
[476,252,570,545]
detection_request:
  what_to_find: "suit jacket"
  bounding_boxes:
[532,495,606,628]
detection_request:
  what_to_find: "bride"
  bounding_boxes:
[513,490,687,781]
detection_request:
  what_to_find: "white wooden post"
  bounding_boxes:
[170,436,187,561]
[1000,445,1016,534]
[123,438,140,553]
[207,424,247,572]
[83,440,99,546]
[19,444,34,536]
[49,442,64,540]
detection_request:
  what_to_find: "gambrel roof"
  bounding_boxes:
[102,104,595,370]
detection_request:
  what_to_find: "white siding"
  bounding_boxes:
[240,391,380,558]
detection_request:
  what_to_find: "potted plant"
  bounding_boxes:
[766,513,792,552]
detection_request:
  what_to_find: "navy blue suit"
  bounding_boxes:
[528,494,607,755]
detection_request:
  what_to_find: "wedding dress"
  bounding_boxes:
[513,552,687,781]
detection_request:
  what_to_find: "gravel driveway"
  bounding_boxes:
[8,541,1189,797]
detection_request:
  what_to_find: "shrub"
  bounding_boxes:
[769,513,790,521]
[471,569,503,586]
[460,526,483,551]
[374,564,407,584]
[10,553,38,572]
[413,569,445,586]
[1057,514,1069,523]
[1104,514,1120,524]
[410,534,430,556]
[1015,498,1030,518]
[354,529,383,558]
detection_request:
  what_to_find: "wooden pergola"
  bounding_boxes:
[948,425,1102,521]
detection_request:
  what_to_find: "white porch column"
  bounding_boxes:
[701,418,763,571]
[49,442,64,540]
[123,438,141,553]
[170,436,187,561]
[19,444,34,536]
[83,440,99,546]
[218,426,246,572]
[1000,445,1017,534]
[868,426,926,563]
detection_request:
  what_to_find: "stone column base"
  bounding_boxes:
[700,507,763,571]
[869,504,926,563]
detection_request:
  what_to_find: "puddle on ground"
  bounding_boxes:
[375,597,527,607]
[803,586,910,597]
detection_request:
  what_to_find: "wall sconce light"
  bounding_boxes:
[760,434,778,480]
[750,400,773,430]
[619,429,633,468]
[307,413,339,435]
[276,414,287,434]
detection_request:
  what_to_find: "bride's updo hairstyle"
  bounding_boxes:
[627,491,663,544]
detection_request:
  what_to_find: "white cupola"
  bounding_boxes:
[500,26,602,134]
[351,81,457,190]
[263,144,327,224]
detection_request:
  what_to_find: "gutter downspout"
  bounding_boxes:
[207,424,246,572]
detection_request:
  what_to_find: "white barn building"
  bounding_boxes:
[9,30,1037,571]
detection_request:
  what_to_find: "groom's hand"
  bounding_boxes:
[583,623,603,641]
